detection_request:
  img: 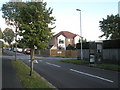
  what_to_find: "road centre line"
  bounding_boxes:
[70,69,114,83]
[46,62,61,68]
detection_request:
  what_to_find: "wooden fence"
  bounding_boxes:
[36,49,120,63]
[50,50,77,57]
[77,49,120,63]
[35,49,50,57]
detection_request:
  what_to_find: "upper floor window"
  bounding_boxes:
[68,39,70,42]
[59,39,64,44]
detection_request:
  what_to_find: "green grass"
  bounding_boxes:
[52,56,69,58]
[60,59,89,64]
[35,58,42,61]
[52,56,76,58]
[3,51,13,56]
[12,60,54,88]
[60,59,120,71]
[35,54,41,56]
[96,64,120,71]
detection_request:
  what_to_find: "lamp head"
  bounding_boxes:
[76,9,81,11]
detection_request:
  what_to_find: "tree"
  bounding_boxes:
[66,44,76,50]
[1,2,25,60]
[3,28,14,48]
[18,1,55,76]
[1,2,24,28]
[0,28,3,50]
[99,14,120,40]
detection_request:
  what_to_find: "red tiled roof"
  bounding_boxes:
[54,31,77,38]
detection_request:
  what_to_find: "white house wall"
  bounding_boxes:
[57,35,66,49]
[74,36,80,44]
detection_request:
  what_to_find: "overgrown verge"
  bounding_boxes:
[96,64,120,71]
[12,60,55,89]
[60,59,120,71]
[61,59,89,64]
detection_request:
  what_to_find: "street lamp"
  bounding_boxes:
[76,9,83,60]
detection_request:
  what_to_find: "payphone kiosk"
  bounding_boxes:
[89,41,96,64]
[89,41,103,64]
[96,41,103,63]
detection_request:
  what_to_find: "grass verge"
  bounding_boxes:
[3,51,13,56]
[61,59,89,64]
[60,59,120,71]
[12,60,54,88]
[52,56,76,58]
[35,58,42,61]
[96,64,120,71]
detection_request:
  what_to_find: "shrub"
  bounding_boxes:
[66,44,76,50]
[103,39,120,49]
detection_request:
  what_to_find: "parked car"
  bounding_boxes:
[17,48,23,53]
[13,48,23,53]
[24,48,31,54]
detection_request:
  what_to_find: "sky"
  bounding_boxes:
[0,0,119,41]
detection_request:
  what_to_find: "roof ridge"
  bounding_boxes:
[54,31,81,38]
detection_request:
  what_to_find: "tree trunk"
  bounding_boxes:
[29,47,35,76]
[15,42,17,61]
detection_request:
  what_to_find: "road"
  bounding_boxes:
[3,50,120,88]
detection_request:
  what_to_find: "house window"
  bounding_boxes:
[59,39,64,44]
[68,39,70,42]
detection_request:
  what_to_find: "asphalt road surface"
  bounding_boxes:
[3,50,120,89]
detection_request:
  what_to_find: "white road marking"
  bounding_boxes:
[70,69,114,83]
[46,62,61,68]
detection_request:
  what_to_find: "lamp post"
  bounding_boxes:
[76,9,83,60]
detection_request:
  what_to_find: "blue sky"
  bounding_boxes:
[0,0,119,41]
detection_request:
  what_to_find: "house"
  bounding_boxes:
[49,31,82,50]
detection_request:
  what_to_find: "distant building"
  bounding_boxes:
[118,1,120,17]
[49,31,82,50]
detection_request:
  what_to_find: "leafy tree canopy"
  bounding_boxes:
[1,1,55,49]
[2,28,14,46]
[19,1,56,49]
[99,14,120,40]
[1,2,24,27]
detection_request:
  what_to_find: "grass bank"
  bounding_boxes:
[61,59,89,64]
[96,64,120,71]
[35,58,42,61]
[12,60,55,89]
[60,59,120,71]
[52,56,76,58]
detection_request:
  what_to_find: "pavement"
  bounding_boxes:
[2,55,22,89]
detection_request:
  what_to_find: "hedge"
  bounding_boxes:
[76,39,120,49]
[103,39,120,49]
[76,42,89,49]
